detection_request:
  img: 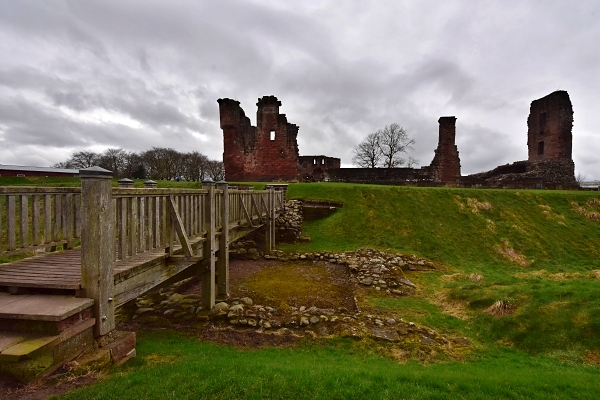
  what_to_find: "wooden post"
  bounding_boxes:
[265,186,276,254]
[216,181,229,300]
[201,179,216,309]
[80,166,115,337]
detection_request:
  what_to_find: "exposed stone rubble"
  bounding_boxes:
[126,286,473,359]
[229,239,262,259]
[275,200,303,243]
[266,248,435,297]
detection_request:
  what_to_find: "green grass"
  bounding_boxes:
[55,331,600,400]
[19,182,600,397]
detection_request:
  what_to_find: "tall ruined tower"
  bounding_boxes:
[218,96,299,181]
[429,116,461,184]
[527,90,573,161]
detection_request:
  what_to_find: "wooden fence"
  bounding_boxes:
[0,187,81,256]
[1,170,284,336]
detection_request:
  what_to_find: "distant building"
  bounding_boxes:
[0,165,79,177]
[298,156,341,181]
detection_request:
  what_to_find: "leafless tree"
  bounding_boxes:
[406,156,420,168]
[61,151,100,170]
[379,123,415,168]
[183,151,210,181]
[576,172,587,186]
[352,123,415,168]
[141,147,181,180]
[98,148,128,177]
[205,159,225,181]
[352,132,382,168]
[54,147,223,181]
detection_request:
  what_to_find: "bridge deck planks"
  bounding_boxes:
[0,248,181,291]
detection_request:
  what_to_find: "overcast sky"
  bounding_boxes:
[0,1,599,179]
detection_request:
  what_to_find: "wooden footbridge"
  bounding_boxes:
[0,167,285,380]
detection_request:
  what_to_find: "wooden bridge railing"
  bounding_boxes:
[1,168,284,337]
[0,187,81,257]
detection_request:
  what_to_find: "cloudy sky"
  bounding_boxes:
[0,1,599,178]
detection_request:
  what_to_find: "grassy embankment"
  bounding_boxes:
[2,178,600,398]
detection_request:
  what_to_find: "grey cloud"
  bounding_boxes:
[0,1,598,178]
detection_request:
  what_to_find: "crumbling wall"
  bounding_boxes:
[462,91,576,189]
[327,167,434,185]
[527,90,573,161]
[429,117,461,184]
[298,156,341,181]
[461,159,576,189]
[218,96,299,181]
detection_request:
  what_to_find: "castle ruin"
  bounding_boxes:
[218,91,577,189]
[462,90,576,189]
[218,96,299,181]
[429,116,461,184]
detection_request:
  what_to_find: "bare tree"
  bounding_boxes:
[141,147,181,180]
[576,172,587,186]
[406,156,420,168]
[352,123,415,168]
[98,148,128,177]
[352,132,382,168]
[183,151,210,181]
[65,151,100,169]
[205,160,225,181]
[379,123,415,168]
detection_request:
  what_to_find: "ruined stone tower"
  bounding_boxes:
[429,116,461,184]
[527,90,573,161]
[218,96,299,181]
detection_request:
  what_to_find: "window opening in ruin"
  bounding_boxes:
[321,159,325,165]
[539,112,546,135]
[538,141,544,155]
[313,159,316,164]
[270,130,275,141]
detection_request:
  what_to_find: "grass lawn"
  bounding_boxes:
[2,179,598,398]
[55,330,600,400]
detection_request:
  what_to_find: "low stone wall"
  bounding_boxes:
[327,167,435,185]
[462,159,577,189]
[275,200,303,243]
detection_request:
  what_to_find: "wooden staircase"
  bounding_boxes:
[0,293,135,382]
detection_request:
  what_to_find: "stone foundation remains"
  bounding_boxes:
[299,156,341,181]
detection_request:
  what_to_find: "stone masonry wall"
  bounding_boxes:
[218,96,299,181]
[429,116,461,184]
[298,156,341,181]
[527,90,573,161]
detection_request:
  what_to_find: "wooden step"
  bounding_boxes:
[0,293,94,335]
[0,293,93,321]
[0,318,96,382]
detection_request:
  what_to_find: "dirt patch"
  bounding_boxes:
[200,325,303,348]
[484,300,516,317]
[494,240,532,267]
[0,371,99,400]
[432,290,471,320]
[514,269,588,280]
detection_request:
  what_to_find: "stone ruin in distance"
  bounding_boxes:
[218,91,577,189]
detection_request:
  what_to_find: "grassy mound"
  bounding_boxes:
[283,183,600,358]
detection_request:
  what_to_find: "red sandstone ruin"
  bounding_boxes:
[218,96,299,181]
[219,91,576,189]
[429,116,461,184]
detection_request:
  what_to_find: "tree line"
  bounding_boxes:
[352,123,418,168]
[54,147,225,181]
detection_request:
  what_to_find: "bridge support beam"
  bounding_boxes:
[201,179,216,309]
[265,186,276,254]
[80,166,115,337]
[216,181,229,300]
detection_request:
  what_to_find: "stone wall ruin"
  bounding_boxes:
[219,91,577,189]
[218,96,300,181]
